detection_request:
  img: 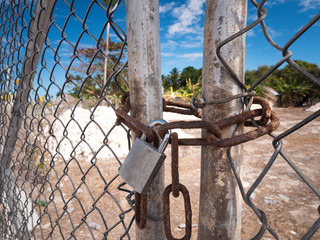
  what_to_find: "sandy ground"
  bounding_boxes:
[161,107,320,240]
[241,107,320,240]
[8,105,318,239]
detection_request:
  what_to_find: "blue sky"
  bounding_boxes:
[27,0,320,97]
[158,0,320,74]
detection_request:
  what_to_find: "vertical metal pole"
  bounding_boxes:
[125,0,165,239]
[198,0,247,239]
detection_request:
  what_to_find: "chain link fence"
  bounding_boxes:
[0,0,134,239]
[219,0,320,239]
[0,0,319,239]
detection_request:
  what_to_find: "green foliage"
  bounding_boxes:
[179,66,202,87]
[66,39,128,99]
[272,77,316,107]
[68,74,104,99]
[33,200,47,207]
[162,67,180,90]
[177,78,201,101]
[245,65,271,86]
[163,60,320,106]
[163,78,201,102]
[245,60,320,107]
[162,66,202,91]
[102,0,118,7]
[67,43,319,108]
[245,65,271,97]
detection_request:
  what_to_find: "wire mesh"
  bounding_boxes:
[217,0,320,239]
[0,0,134,239]
[0,0,319,239]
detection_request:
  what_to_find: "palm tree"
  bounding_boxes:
[169,67,180,90]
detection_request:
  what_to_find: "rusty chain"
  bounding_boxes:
[163,132,192,240]
[171,133,180,198]
[115,95,280,234]
[115,96,155,142]
[163,98,201,118]
[206,97,280,147]
[116,96,279,147]
[158,97,279,148]
[134,192,148,229]
[191,91,256,108]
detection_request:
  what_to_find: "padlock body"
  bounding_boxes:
[119,138,166,194]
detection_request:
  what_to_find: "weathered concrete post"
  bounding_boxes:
[125,0,165,239]
[198,0,247,239]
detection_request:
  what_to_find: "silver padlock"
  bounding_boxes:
[119,119,170,194]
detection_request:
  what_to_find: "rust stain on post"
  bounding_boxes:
[125,0,165,239]
[198,0,247,239]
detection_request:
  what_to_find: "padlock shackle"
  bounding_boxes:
[148,119,171,153]
[158,132,170,153]
[148,119,168,127]
[141,119,171,142]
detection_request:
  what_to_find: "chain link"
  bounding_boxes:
[171,132,180,198]
[163,183,192,240]
[134,192,147,229]
[163,132,192,240]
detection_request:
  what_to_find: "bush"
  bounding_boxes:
[245,60,320,107]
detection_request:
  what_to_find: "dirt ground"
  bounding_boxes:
[26,106,319,239]
[240,107,320,240]
[161,106,320,240]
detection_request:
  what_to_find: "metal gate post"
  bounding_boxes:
[198,0,247,239]
[125,0,165,239]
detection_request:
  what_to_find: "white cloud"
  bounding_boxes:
[179,40,203,48]
[161,40,179,51]
[299,0,320,12]
[267,26,282,38]
[59,60,72,65]
[1,37,7,44]
[180,52,203,59]
[161,52,203,60]
[161,52,175,57]
[247,12,257,22]
[58,52,73,57]
[263,0,320,11]
[77,43,96,49]
[246,43,253,48]
[53,13,68,19]
[246,29,255,37]
[264,0,287,7]
[159,2,175,14]
[167,0,205,37]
